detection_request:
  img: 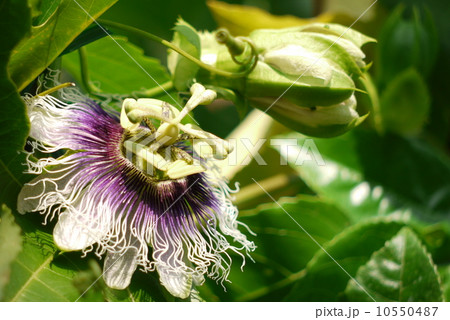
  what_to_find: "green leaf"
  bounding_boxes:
[285,218,406,301]
[439,265,450,302]
[345,227,443,301]
[32,0,61,26]
[0,205,22,300]
[0,0,31,208]
[380,68,430,135]
[242,195,351,273]
[3,216,82,301]
[8,0,118,92]
[167,18,201,91]
[275,130,450,225]
[200,195,351,301]
[60,25,107,56]
[104,270,167,302]
[62,36,172,98]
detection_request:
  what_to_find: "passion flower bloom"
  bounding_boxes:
[17,84,255,299]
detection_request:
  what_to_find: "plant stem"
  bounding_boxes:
[134,81,174,98]
[78,47,102,94]
[97,19,258,79]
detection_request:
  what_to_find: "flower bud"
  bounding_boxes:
[169,20,374,137]
[249,94,367,138]
[198,23,374,107]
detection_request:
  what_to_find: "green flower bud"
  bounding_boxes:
[197,23,374,107]
[168,20,375,137]
[250,94,368,138]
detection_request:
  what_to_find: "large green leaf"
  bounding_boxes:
[285,218,406,301]
[199,195,351,301]
[0,0,31,208]
[274,130,450,224]
[3,217,81,301]
[345,227,443,301]
[0,205,22,300]
[8,0,118,92]
[62,36,172,99]
[3,212,170,302]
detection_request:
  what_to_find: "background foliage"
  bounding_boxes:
[0,0,449,302]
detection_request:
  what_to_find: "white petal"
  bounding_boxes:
[26,96,73,147]
[53,212,108,251]
[152,222,193,298]
[17,169,75,214]
[103,247,139,290]
[157,265,192,299]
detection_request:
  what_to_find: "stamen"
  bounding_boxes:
[172,83,217,124]
[37,82,75,97]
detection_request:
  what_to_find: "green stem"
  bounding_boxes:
[97,19,258,79]
[78,47,102,94]
[134,81,174,98]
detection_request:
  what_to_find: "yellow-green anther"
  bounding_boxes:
[173,83,217,123]
[166,160,205,179]
[193,140,215,159]
[123,140,170,171]
[121,98,180,132]
[182,123,232,160]
[155,122,179,146]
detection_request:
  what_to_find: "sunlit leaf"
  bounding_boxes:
[275,130,450,225]
[8,0,118,91]
[3,218,81,301]
[62,36,172,98]
[345,227,443,301]
[200,196,351,301]
[0,205,22,300]
[285,218,406,301]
